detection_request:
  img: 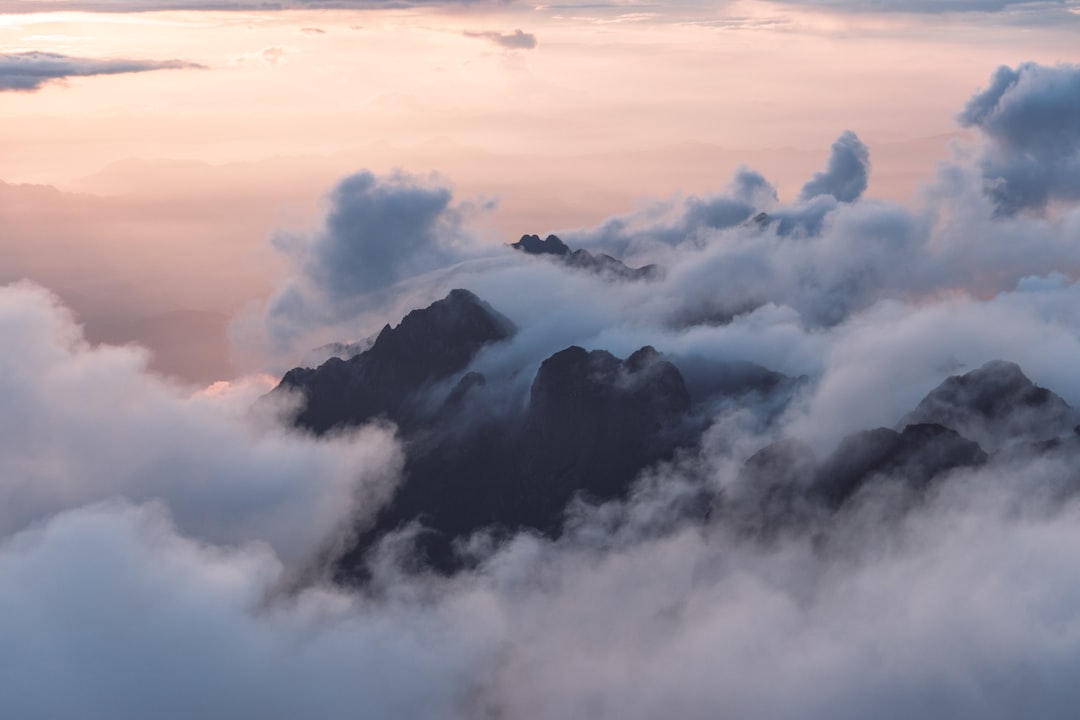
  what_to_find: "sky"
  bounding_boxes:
[1,0,1079,381]
[5,2,1080,718]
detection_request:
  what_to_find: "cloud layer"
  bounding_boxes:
[0,51,200,92]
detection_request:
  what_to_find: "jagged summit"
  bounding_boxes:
[511,233,570,256]
[277,289,514,434]
[511,232,660,281]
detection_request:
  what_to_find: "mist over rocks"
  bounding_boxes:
[271,281,1080,581]
[900,359,1080,450]
[722,360,1080,542]
[273,289,810,575]
[809,422,987,508]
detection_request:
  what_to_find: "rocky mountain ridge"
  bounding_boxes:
[511,233,660,281]
[272,291,1080,580]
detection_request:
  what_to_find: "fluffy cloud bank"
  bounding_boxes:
[0,51,200,92]
[0,282,402,567]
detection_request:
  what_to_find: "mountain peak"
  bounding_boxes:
[276,289,514,434]
[902,360,1078,449]
[511,233,570,256]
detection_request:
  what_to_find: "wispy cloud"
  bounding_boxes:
[0,51,201,92]
[463,29,538,50]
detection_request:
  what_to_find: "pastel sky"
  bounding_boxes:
[2,0,1079,380]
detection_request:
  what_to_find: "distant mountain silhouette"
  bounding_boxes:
[511,233,660,281]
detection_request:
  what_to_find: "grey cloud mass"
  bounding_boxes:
[799,130,870,203]
[959,62,1080,214]
[256,170,471,358]
[0,51,200,92]
[463,29,538,50]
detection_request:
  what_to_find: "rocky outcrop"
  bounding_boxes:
[335,344,696,577]
[511,233,659,281]
[514,346,691,527]
[810,423,987,508]
[276,289,514,434]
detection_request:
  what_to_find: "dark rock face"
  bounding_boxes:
[276,289,514,434]
[515,346,691,527]
[511,233,659,281]
[337,344,695,576]
[810,423,987,508]
[723,423,987,536]
[273,289,729,577]
[901,360,1078,450]
[511,233,570,256]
